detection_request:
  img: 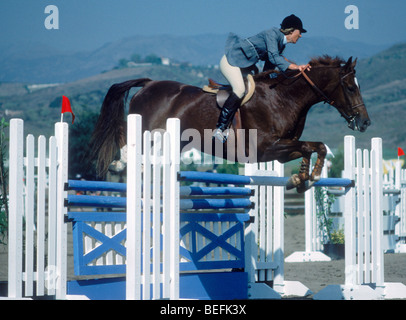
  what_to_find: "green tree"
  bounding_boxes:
[144,54,162,65]
[329,147,344,178]
[118,58,129,69]
[0,118,9,244]
[69,109,99,180]
[130,53,143,63]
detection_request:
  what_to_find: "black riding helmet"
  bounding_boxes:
[281,14,307,33]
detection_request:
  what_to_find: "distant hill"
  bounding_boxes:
[0,39,405,159]
[357,43,406,90]
[0,34,387,83]
[0,64,223,138]
[0,35,227,83]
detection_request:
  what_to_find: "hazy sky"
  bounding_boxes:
[1,0,405,52]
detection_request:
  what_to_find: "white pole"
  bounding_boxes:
[272,161,285,293]
[126,114,142,300]
[344,135,356,286]
[371,138,384,288]
[55,122,68,299]
[8,119,24,298]
[166,118,180,300]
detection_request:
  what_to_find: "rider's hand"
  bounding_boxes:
[298,64,311,72]
[288,63,311,72]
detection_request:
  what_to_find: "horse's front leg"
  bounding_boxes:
[310,142,327,181]
[260,139,327,192]
[295,141,327,192]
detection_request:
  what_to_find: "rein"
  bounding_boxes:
[298,68,365,130]
[300,70,335,106]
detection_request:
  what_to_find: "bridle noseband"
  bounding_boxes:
[299,68,365,130]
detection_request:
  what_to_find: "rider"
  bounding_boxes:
[213,14,311,143]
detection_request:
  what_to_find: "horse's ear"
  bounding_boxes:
[352,57,358,68]
[343,56,353,71]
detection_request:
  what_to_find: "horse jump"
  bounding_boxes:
[6,114,405,300]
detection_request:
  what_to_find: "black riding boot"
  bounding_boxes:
[213,92,241,142]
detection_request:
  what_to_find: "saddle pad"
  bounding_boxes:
[202,74,255,107]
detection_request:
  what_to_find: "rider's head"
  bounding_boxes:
[280,14,306,44]
[280,14,307,34]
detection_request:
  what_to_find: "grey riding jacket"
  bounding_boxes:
[225,27,291,72]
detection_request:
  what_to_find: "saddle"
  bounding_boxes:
[202,74,255,108]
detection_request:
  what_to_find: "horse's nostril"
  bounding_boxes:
[359,119,371,132]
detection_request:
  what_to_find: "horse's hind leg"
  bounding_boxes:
[109,145,127,173]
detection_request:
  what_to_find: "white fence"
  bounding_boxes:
[314,136,406,299]
[289,143,406,263]
[387,161,406,252]
[245,161,306,298]
[125,114,180,300]
[7,116,180,300]
[8,119,68,299]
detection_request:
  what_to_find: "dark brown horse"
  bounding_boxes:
[89,55,370,191]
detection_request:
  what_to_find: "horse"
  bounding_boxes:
[88,55,371,192]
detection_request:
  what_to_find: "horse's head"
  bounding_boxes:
[329,57,371,132]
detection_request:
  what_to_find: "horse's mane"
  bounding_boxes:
[308,55,344,67]
[253,55,345,81]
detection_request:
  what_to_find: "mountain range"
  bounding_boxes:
[0,34,405,159]
[0,34,388,84]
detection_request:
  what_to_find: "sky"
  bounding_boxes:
[1,0,406,52]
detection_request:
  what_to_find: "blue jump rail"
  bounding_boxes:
[180,198,254,210]
[66,180,127,192]
[66,180,254,197]
[66,195,127,208]
[66,195,253,210]
[178,171,354,188]
[180,186,254,197]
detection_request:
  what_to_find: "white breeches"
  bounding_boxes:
[219,55,246,99]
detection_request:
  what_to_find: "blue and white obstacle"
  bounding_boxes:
[6,114,406,300]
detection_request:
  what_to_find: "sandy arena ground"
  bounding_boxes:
[283,214,406,298]
[1,212,406,299]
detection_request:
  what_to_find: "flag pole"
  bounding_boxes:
[398,147,405,166]
[60,95,75,125]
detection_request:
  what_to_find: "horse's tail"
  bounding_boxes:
[89,78,152,177]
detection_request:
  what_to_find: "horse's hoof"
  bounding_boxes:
[296,180,316,193]
[286,174,301,190]
[109,160,126,173]
[311,174,321,182]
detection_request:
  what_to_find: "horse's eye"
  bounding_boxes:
[347,85,356,93]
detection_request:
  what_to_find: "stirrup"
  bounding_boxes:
[212,128,229,143]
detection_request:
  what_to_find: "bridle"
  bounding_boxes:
[299,67,365,130]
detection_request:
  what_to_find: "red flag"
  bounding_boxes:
[398,147,405,157]
[61,95,75,124]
